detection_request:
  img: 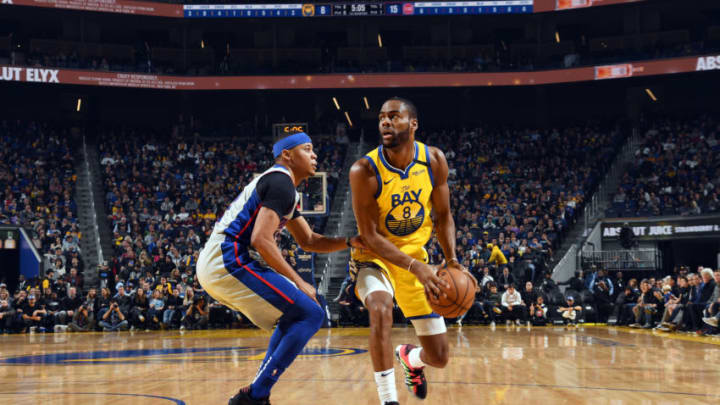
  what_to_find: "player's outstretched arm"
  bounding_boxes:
[285,216,364,253]
[349,158,447,300]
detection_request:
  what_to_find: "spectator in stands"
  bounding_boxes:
[0,297,16,333]
[557,296,582,326]
[529,295,548,326]
[480,266,494,287]
[559,270,586,292]
[148,289,165,329]
[497,266,515,292]
[69,300,94,332]
[21,294,52,332]
[658,275,689,330]
[630,279,663,329]
[56,286,81,326]
[521,281,538,308]
[684,268,716,331]
[501,284,526,326]
[183,295,208,330]
[482,282,503,327]
[164,287,183,329]
[592,279,614,322]
[99,298,129,332]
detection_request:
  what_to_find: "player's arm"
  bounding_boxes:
[428,147,457,264]
[251,207,317,303]
[429,146,478,286]
[349,158,446,300]
[285,216,364,253]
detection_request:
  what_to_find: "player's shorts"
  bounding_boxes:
[196,233,301,330]
[350,255,446,336]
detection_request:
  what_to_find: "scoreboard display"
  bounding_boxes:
[273,122,309,140]
[332,3,385,16]
[184,1,532,18]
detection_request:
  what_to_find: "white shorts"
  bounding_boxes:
[196,233,298,331]
[355,267,446,337]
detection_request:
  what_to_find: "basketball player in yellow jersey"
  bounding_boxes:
[349,97,475,405]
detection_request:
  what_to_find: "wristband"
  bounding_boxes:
[407,258,417,272]
[448,257,459,265]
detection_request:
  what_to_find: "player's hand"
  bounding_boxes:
[348,235,367,250]
[297,280,320,306]
[444,259,478,289]
[411,262,448,304]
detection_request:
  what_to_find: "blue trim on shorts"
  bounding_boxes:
[406,313,441,320]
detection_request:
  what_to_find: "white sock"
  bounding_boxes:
[374,369,398,405]
[408,347,425,369]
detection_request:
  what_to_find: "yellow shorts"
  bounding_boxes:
[350,249,434,319]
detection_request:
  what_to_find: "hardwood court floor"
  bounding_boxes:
[1,325,719,405]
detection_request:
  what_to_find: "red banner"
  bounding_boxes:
[1,55,716,91]
[533,0,646,12]
[1,0,182,17]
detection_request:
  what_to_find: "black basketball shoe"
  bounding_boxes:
[228,386,270,405]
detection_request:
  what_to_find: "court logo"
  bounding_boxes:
[0,346,367,365]
[386,189,425,236]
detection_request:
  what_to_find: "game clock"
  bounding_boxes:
[272,123,309,140]
[332,3,384,16]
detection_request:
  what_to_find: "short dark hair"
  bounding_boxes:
[387,97,417,119]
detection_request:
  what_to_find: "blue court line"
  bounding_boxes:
[0,392,185,404]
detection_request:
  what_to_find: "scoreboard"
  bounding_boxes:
[331,3,385,16]
[184,1,533,18]
[273,122,309,140]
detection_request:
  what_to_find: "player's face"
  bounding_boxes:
[378,100,417,149]
[290,142,318,178]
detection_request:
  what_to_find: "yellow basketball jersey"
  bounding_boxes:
[353,141,434,262]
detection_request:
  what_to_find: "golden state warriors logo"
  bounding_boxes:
[386,189,424,236]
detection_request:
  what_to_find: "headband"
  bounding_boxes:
[273,132,312,159]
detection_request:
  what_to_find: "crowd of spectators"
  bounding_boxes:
[551,265,720,335]
[425,125,624,282]
[0,120,85,283]
[607,115,720,218]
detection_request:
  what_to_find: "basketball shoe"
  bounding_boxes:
[228,386,270,405]
[395,344,427,399]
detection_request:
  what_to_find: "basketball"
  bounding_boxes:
[428,266,476,318]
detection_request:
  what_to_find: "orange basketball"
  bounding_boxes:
[428,266,476,318]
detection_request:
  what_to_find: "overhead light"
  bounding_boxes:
[377,33,383,48]
[344,111,353,127]
[201,40,205,49]
[645,88,658,102]
[76,98,82,112]
[332,97,340,110]
[363,96,370,110]
[555,31,560,43]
